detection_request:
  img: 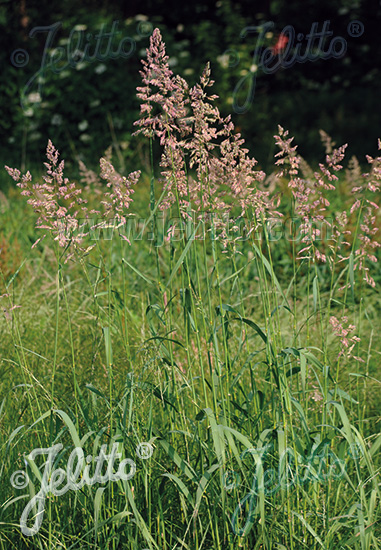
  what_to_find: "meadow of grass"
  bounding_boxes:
[0,28,380,550]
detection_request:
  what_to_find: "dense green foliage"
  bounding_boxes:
[0,119,380,550]
[0,8,380,550]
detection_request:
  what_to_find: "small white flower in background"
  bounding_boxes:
[265,32,273,39]
[168,57,178,67]
[75,61,87,71]
[139,48,147,57]
[217,54,230,69]
[250,64,258,73]
[59,70,70,79]
[184,68,194,75]
[29,132,42,142]
[90,99,101,108]
[51,114,63,126]
[95,64,107,75]
[135,14,148,21]
[24,108,34,117]
[72,49,84,61]
[50,47,60,58]
[78,120,89,132]
[73,24,87,31]
[28,92,41,103]
[79,134,91,143]
[177,24,184,32]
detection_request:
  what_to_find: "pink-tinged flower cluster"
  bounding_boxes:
[349,141,380,288]
[274,126,349,263]
[78,159,103,196]
[134,29,277,246]
[99,158,140,218]
[330,209,352,258]
[274,126,380,283]
[311,383,323,403]
[5,141,86,251]
[0,293,21,322]
[133,28,190,144]
[329,316,363,362]
[332,140,380,289]
[5,141,140,259]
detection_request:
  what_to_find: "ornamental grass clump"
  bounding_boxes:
[2,26,380,550]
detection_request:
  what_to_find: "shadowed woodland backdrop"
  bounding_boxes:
[1,0,380,172]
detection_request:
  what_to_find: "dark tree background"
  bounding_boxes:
[0,0,380,174]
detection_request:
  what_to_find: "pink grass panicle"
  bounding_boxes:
[335,139,380,288]
[6,140,87,253]
[5,141,140,259]
[329,315,364,362]
[275,126,352,264]
[351,141,380,288]
[134,28,279,247]
[133,28,190,145]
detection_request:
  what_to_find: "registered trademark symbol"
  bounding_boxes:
[136,442,153,459]
[347,20,364,37]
